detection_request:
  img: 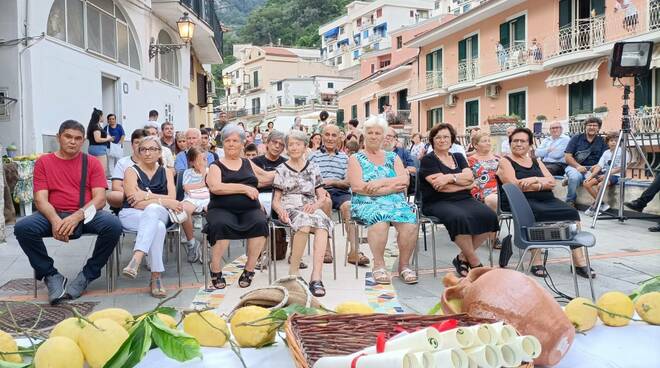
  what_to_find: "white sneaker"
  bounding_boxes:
[185,239,200,263]
[584,206,595,217]
[193,216,203,229]
[600,203,610,212]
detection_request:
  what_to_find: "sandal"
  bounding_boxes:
[398,268,418,284]
[122,257,139,279]
[372,268,391,284]
[210,270,226,289]
[574,266,596,279]
[150,278,167,298]
[308,280,326,297]
[452,255,470,277]
[238,270,255,288]
[530,265,547,278]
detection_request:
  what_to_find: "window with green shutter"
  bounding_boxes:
[426,107,443,130]
[337,109,345,126]
[508,91,526,122]
[559,0,571,28]
[465,100,479,127]
[351,105,358,119]
[568,80,594,116]
[635,72,652,108]
[458,39,466,62]
[365,101,370,118]
[500,16,525,49]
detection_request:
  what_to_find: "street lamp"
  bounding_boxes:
[222,74,232,113]
[149,12,196,60]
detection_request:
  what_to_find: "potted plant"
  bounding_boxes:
[535,114,547,122]
[593,106,608,119]
[486,114,520,125]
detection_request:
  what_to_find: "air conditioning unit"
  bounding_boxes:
[446,93,457,107]
[485,84,501,98]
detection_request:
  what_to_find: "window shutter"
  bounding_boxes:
[435,50,443,71]
[426,52,434,71]
[337,109,345,125]
[592,0,605,16]
[559,0,571,28]
[514,16,525,43]
[426,109,433,130]
[499,22,510,49]
[471,34,479,58]
[458,39,466,61]
[197,73,208,107]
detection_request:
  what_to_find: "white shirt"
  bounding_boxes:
[161,146,175,168]
[616,0,637,17]
[426,143,467,159]
[111,155,137,180]
[145,121,159,129]
[501,140,511,155]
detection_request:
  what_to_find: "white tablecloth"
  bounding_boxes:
[137,322,660,368]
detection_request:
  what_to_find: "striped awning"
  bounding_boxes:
[651,44,660,69]
[545,58,605,88]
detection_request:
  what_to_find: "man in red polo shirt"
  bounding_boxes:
[14,120,121,305]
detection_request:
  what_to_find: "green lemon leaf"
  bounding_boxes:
[149,317,201,362]
[0,360,31,368]
[281,304,319,316]
[629,276,660,300]
[427,301,444,316]
[155,307,178,318]
[103,319,152,368]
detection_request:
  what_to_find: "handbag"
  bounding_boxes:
[131,165,188,224]
[109,142,124,159]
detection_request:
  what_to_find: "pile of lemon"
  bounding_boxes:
[564,291,659,332]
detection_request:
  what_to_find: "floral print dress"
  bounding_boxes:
[351,151,416,226]
[468,156,499,202]
[273,161,334,233]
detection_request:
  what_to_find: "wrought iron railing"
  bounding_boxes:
[425,70,443,90]
[651,0,660,31]
[458,58,479,83]
[555,16,605,55]
[495,42,542,71]
[632,106,660,133]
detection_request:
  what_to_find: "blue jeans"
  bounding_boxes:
[565,166,592,202]
[14,211,121,280]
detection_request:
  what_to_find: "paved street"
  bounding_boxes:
[1,211,658,316]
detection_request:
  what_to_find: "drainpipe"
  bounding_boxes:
[416,48,421,133]
[18,0,29,154]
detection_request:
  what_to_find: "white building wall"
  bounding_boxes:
[0,0,195,154]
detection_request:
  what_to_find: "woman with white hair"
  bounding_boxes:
[272,129,333,297]
[205,124,275,289]
[347,116,418,285]
[120,136,183,298]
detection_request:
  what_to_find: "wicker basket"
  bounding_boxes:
[284,313,533,368]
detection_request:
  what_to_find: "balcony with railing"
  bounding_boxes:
[495,42,543,71]
[632,106,660,133]
[425,70,443,91]
[458,58,479,83]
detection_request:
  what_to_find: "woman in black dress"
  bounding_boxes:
[205,124,275,289]
[497,127,594,279]
[419,123,499,276]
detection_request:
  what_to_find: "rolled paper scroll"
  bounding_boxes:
[489,322,519,345]
[423,348,469,368]
[362,328,442,354]
[464,345,501,368]
[313,350,420,368]
[467,324,498,346]
[506,335,542,362]
[437,327,475,350]
[496,344,522,368]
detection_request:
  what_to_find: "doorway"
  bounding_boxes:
[101,75,118,117]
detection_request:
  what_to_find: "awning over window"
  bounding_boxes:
[650,44,660,69]
[324,27,339,39]
[337,38,350,46]
[545,58,605,88]
[374,22,387,32]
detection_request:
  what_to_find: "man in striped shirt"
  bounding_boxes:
[310,124,369,266]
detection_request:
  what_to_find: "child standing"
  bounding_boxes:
[181,147,210,262]
[584,133,626,216]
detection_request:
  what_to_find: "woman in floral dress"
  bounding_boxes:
[467,131,499,212]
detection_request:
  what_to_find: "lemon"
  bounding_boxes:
[183,311,228,347]
[88,308,134,330]
[635,292,660,325]
[0,330,21,363]
[564,297,598,331]
[34,336,84,368]
[335,301,374,315]
[78,318,129,368]
[597,291,634,327]
[137,313,178,329]
[230,306,276,348]
[446,299,463,314]
[49,317,88,344]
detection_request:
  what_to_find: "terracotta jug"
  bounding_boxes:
[442,267,574,366]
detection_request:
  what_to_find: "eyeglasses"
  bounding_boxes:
[433,135,451,141]
[550,126,561,129]
[385,134,397,139]
[139,147,161,153]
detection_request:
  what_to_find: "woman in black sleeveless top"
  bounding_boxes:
[205,125,274,289]
[497,128,594,279]
[119,136,184,298]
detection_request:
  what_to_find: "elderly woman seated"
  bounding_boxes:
[419,123,499,277]
[205,124,275,289]
[120,136,184,298]
[347,116,418,285]
[272,130,334,297]
[497,127,594,279]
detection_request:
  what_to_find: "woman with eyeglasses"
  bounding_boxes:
[119,136,184,298]
[418,123,499,277]
[497,127,593,279]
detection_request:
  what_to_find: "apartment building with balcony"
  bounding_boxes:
[0,0,223,154]
[336,16,449,128]
[222,45,343,129]
[404,0,660,136]
[318,0,437,73]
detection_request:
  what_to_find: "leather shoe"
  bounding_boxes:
[624,200,645,212]
[649,224,660,232]
[574,266,596,279]
[347,252,370,266]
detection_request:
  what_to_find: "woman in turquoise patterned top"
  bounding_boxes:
[347,116,418,285]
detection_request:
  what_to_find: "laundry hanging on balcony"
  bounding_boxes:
[545,58,606,87]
